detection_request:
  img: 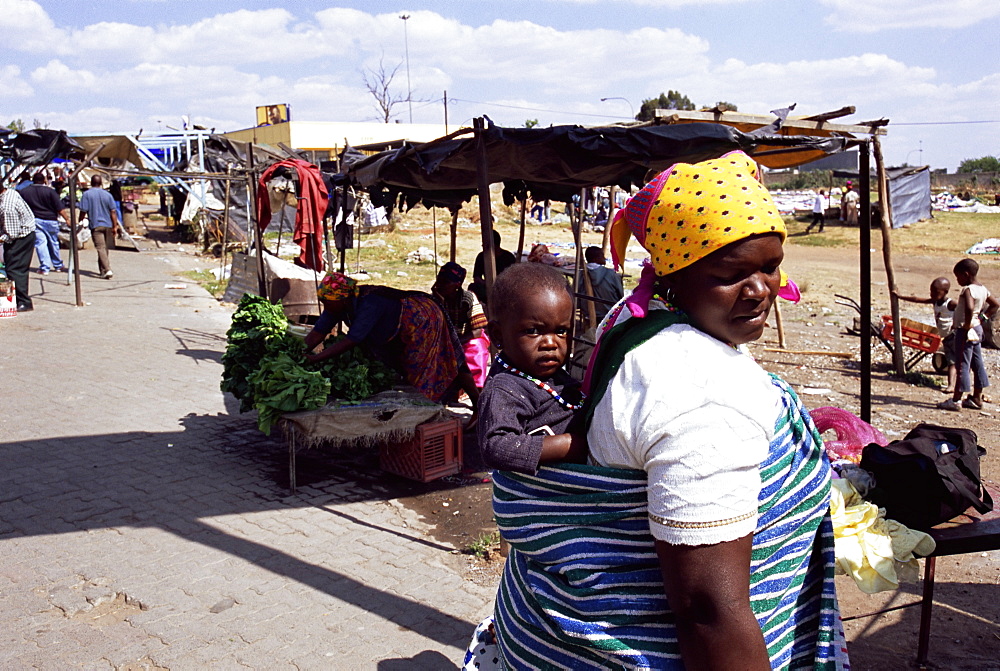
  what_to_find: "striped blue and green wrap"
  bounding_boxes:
[489,376,846,670]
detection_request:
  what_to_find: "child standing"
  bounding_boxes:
[938,259,999,411]
[477,263,586,473]
[894,277,957,393]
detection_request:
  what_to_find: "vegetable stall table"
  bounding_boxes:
[278,390,464,492]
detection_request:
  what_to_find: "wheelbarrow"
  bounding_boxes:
[835,294,948,374]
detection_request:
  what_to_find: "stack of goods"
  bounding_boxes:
[220,294,400,433]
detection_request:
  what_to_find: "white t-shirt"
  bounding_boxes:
[588,320,782,546]
[933,298,954,336]
[954,283,990,330]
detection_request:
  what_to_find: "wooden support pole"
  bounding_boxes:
[763,347,854,358]
[860,143,872,422]
[573,200,597,330]
[517,198,527,262]
[450,210,458,263]
[247,143,267,299]
[873,136,905,375]
[604,185,617,260]
[219,165,232,281]
[66,142,107,307]
[68,175,83,307]
[474,118,498,316]
[568,188,595,359]
[774,299,786,349]
[432,206,438,269]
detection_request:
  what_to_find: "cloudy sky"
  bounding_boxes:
[2,0,998,172]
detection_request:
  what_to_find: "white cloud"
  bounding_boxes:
[821,0,1000,32]
[0,65,33,97]
[143,9,326,65]
[30,60,98,91]
[0,0,64,51]
[404,18,710,93]
[32,107,147,135]
[706,53,940,114]
[550,0,756,5]
[3,3,996,170]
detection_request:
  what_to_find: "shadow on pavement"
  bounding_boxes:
[377,650,458,669]
[1,409,489,649]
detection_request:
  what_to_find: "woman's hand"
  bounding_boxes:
[306,337,357,365]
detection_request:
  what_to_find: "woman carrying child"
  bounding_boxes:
[468,151,847,670]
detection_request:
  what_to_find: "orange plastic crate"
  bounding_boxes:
[379,418,463,482]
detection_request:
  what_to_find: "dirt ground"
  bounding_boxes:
[396,232,1000,670]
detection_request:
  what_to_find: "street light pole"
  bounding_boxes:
[400,14,413,123]
[600,96,635,120]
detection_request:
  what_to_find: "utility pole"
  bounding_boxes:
[400,14,413,123]
[444,90,449,133]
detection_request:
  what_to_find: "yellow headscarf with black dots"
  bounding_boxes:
[609,150,785,276]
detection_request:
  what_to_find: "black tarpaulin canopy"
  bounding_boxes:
[342,116,881,420]
[0,129,83,184]
[344,118,850,209]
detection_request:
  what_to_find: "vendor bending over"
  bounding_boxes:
[304,271,480,418]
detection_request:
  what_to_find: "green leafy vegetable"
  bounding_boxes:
[221,293,402,434]
[310,335,402,402]
[221,294,295,412]
[248,351,330,434]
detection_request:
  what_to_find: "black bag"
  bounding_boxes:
[860,423,994,530]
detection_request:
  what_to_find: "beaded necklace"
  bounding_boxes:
[495,355,586,411]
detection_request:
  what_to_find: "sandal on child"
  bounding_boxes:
[962,398,983,410]
[937,399,961,411]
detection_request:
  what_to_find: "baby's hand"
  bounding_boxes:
[540,432,588,464]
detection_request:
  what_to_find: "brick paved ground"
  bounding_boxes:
[0,239,496,669]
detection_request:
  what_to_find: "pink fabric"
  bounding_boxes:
[811,406,887,463]
[625,261,658,319]
[778,278,801,303]
[464,333,491,388]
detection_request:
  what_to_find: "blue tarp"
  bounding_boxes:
[887,166,931,228]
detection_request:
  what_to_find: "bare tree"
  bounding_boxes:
[362,56,406,123]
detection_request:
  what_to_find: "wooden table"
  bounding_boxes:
[841,482,999,667]
[279,391,444,493]
[916,483,1000,666]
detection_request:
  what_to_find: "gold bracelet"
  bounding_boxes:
[648,510,755,529]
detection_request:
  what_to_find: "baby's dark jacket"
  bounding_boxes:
[476,364,582,474]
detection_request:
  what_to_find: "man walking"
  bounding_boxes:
[0,182,38,311]
[78,175,120,279]
[806,189,826,233]
[20,172,69,274]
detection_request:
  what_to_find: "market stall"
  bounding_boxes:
[340,112,894,418]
